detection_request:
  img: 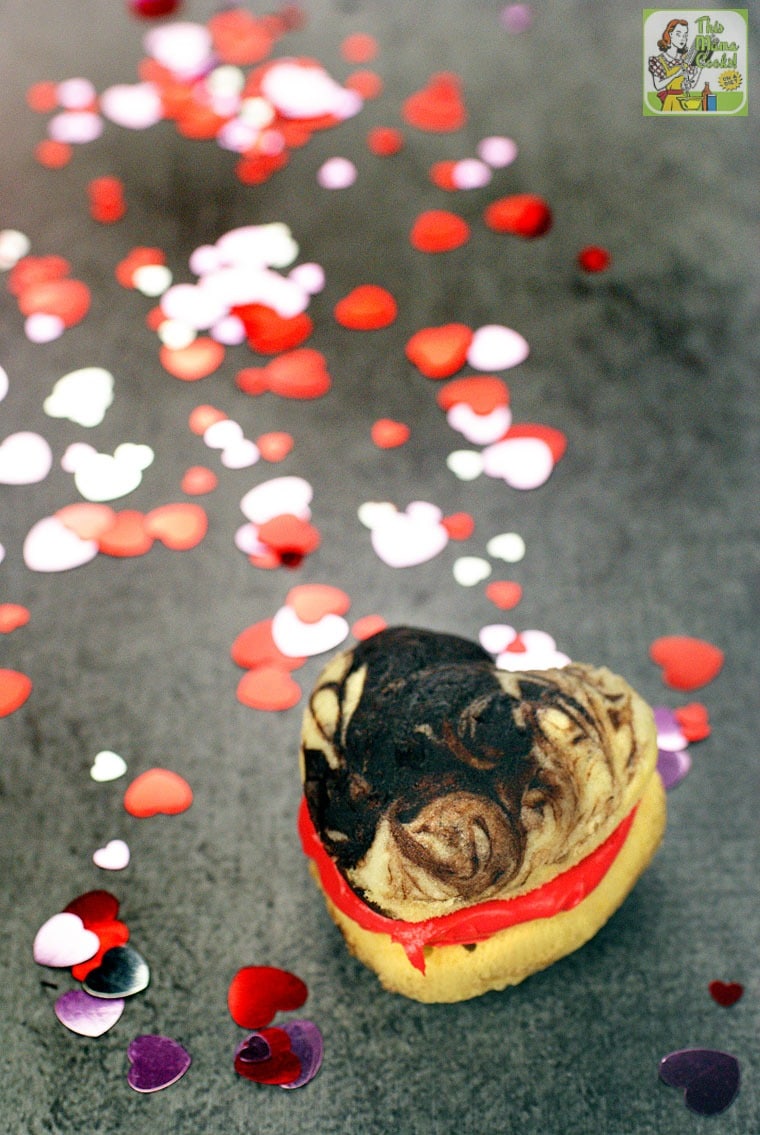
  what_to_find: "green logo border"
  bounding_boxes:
[643,9,748,116]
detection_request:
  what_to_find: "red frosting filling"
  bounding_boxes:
[297,796,637,973]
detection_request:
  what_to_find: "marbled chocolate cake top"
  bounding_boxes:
[300,627,657,921]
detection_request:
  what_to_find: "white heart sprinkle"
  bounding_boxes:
[33,912,99,968]
[479,623,517,654]
[23,516,99,573]
[446,449,485,481]
[482,436,554,489]
[446,403,511,445]
[0,432,53,485]
[486,532,526,562]
[44,366,114,428]
[467,324,529,371]
[93,839,131,871]
[90,750,128,782]
[453,556,492,586]
[271,605,349,658]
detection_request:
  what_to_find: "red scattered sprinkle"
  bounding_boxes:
[128,0,182,17]
[160,338,226,381]
[371,419,410,448]
[429,160,459,191]
[237,348,331,400]
[8,255,70,296]
[123,768,194,817]
[286,584,351,623]
[442,512,475,540]
[352,614,388,641]
[0,670,33,717]
[208,7,274,65]
[402,72,466,132]
[334,284,398,330]
[410,209,470,253]
[116,247,166,289]
[237,666,302,711]
[181,466,219,495]
[64,890,121,929]
[97,511,154,558]
[578,245,611,273]
[257,431,294,462]
[484,193,553,238]
[367,126,404,156]
[26,80,60,113]
[57,502,117,540]
[236,150,289,186]
[649,636,725,691]
[144,503,208,550]
[0,604,31,634]
[188,405,227,435]
[405,322,473,378]
[231,619,305,672]
[88,176,126,224]
[436,375,509,414]
[234,1026,303,1085]
[708,981,744,1008]
[674,702,711,742]
[228,965,308,1030]
[232,303,313,354]
[17,277,91,328]
[341,32,379,63]
[145,306,165,331]
[345,69,383,99]
[35,139,73,169]
[486,580,523,610]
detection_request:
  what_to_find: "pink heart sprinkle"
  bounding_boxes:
[33,912,100,968]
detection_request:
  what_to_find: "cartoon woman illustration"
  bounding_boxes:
[648,19,701,111]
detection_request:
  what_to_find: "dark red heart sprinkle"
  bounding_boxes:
[234,1027,302,1085]
[708,980,744,1007]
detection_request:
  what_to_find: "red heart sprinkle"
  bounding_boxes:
[26,80,60,113]
[57,503,118,540]
[485,580,523,610]
[257,432,294,462]
[371,419,410,448]
[18,277,91,327]
[115,247,166,289]
[123,768,193,817]
[188,405,227,435]
[64,890,121,929]
[258,514,320,559]
[484,193,553,238]
[410,210,470,253]
[208,8,274,65]
[402,72,466,132]
[649,636,725,691]
[232,303,313,354]
[181,466,218,495]
[674,702,711,742]
[160,338,225,381]
[71,919,130,981]
[708,981,744,1007]
[405,323,473,379]
[578,245,611,273]
[341,32,378,63]
[238,349,331,400]
[35,139,72,169]
[367,126,404,156]
[442,512,475,540]
[236,666,302,712]
[0,604,31,634]
[228,966,308,1030]
[98,511,154,558]
[144,503,208,550]
[8,255,70,296]
[352,614,388,640]
[334,285,398,331]
[345,69,383,99]
[429,160,459,191]
[0,669,33,717]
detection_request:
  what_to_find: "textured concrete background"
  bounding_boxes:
[0,2,758,1132]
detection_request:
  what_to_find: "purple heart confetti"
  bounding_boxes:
[127,1034,191,1093]
[279,1019,324,1089]
[657,747,692,791]
[659,1048,741,1116]
[55,989,125,1037]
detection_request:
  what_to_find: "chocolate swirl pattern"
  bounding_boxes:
[300,627,658,922]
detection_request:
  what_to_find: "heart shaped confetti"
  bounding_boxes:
[93,839,131,871]
[453,556,491,587]
[487,531,526,562]
[71,919,131,981]
[0,432,53,484]
[405,323,472,378]
[64,889,120,929]
[352,614,388,640]
[279,1020,324,1089]
[447,449,484,481]
[467,324,530,372]
[371,419,411,448]
[238,349,331,400]
[55,989,125,1037]
[402,72,466,132]
[286,584,351,624]
[659,1049,740,1116]
[44,367,114,427]
[0,669,33,717]
[578,245,611,273]
[485,580,523,610]
[228,965,308,1030]
[0,604,31,634]
[90,749,128,782]
[656,748,691,791]
[482,436,555,489]
[231,619,306,672]
[57,502,117,541]
[98,511,154,558]
[366,501,449,568]
[674,702,711,741]
[708,980,744,1007]
[234,1027,302,1085]
[123,768,193,817]
[484,193,553,238]
[649,636,725,690]
[33,912,99,968]
[237,666,302,712]
[127,1034,191,1093]
[272,605,349,659]
[181,465,218,495]
[160,338,225,381]
[144,503,208,550]
[410,210,470,253]
[84,944,150,999]
[334,285,397,330]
